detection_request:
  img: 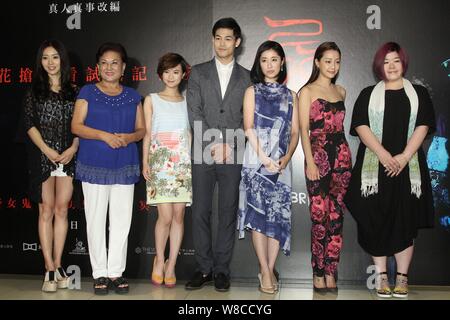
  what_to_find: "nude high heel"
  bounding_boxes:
[257,273,275,294]
[55,267,70,289]
[42,271,57,292]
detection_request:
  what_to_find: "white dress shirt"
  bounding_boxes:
[215,58,234,99]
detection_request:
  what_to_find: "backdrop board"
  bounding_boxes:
[0,0,448,285]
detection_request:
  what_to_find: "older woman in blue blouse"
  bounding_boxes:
[72,42,145,295]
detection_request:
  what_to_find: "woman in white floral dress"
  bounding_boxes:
[142,53,191,288]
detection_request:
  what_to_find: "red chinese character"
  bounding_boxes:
[138,200,149,212]
[132,66,147,81]
[264,16,323,86]
[0,68,12,84]
[22,198,32,209]
[70,67,77,83]
[86,66,100,82]
[19,68,33,83]
[7,198,16,209]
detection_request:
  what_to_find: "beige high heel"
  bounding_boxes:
[257,273,275,294]
[42,271,57,292]
[55,267,69,289]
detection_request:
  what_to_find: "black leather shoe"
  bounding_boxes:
[214,273,230,292]
[326,273,338,294]
[93,277,109,295]
[327,286,338,294]
[185,271,213,290]
[109,276,129,294]
[313,286,328,295]
[313,275,327,295]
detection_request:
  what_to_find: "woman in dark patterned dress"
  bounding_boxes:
[238,41,299,294]
[23,39,79,292]
[298,42,351,293]
[344,42,435,298]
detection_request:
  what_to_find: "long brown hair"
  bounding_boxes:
[300,42,341,91]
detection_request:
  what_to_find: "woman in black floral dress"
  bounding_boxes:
[299,42,351,293]
[23,39,79,292]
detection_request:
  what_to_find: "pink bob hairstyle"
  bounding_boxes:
[372,42,409,80]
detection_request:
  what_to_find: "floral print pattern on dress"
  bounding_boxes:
[306,98,352,277]
[147,130,192,203]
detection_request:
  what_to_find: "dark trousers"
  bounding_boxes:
[191,163,242,276]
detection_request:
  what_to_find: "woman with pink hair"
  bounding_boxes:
[345,42,436,298]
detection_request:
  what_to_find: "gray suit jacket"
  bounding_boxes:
[187,59,251,163]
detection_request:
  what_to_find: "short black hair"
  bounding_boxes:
[96,42,128,63]
[212,17,242,39]
[250,40,287,84]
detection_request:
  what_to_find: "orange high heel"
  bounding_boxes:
[163,260,176,288]
[151,257,164,286]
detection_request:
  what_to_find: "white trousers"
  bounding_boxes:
[82,182,134,279]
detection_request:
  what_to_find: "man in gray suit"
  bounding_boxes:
[185,17,251,292]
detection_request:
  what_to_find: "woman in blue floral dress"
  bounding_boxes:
[238,41,299,294]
